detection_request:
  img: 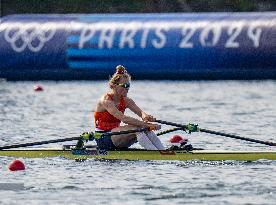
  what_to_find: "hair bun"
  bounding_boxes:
[116,65,126,74]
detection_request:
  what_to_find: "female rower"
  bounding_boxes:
[94,65,165,151]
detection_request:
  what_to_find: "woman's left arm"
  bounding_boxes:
[125,97,155,122]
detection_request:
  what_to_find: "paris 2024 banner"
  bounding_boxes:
[0,13,276,80]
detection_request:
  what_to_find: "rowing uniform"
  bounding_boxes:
[94,93,165,151]
[94,94,126,150]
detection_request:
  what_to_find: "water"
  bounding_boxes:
[1,80,276,205]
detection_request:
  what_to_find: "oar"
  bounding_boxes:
[155,119,276,146]
[0,128,149,150]
[156,127,183,136]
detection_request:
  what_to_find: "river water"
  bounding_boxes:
[0,80,276,205]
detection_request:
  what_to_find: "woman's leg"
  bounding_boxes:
[136,132,158,150]
[111,125,138,148]
[145,131,165,150]
[111,126,165,150]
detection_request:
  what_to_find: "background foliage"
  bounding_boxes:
[1,0,275,16]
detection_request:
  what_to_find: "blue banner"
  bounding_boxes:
[0,13,276,80]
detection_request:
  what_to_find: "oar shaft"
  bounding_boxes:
[200,128,276,146]
[0,136,80,150]
[156,119,276,147]
[157,127,183,136]
[155,120,187,129]
[0,127,150,150]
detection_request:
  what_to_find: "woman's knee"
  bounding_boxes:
[112,134,136,148]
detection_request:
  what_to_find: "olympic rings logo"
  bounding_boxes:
[3,23,56,52]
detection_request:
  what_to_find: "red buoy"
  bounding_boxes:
[8,160,25,171]
[33,84,43,91]
[169,135,188,144]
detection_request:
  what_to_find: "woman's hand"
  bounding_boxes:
[142,112,156,122]
[146,123,161,131]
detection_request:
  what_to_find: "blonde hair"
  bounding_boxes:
[109,65,131,88]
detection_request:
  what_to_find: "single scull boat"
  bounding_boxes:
[1,147,276,161]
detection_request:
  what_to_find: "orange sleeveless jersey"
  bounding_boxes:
[94,94,126,131]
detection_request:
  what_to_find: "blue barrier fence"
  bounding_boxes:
[0,13,276,80]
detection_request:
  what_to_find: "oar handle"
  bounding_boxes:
[103,128,149,136]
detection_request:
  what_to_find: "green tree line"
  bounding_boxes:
[1,0,276,16]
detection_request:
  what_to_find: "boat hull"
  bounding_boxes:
[1,149,276,161]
